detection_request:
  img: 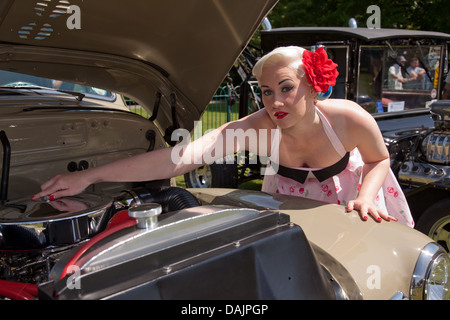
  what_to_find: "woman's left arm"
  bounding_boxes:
[341,101,397,222]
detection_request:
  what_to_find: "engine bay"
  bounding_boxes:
[396,101,449,188]
[0,186,340,300]
[0,186,201,298]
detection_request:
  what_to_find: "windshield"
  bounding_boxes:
[0,70,115,101]
[358,44,443,113]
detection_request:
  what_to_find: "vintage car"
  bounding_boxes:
[0,0,448,301]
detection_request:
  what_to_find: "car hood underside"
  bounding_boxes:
[0,0,277,132]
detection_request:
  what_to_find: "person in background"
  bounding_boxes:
[406,57,428,89]
[388,56,408,89]
[442,73,450,99]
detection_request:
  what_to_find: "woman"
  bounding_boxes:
[32,46,413,227]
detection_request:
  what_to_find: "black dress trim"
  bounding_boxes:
[272,152,350,184]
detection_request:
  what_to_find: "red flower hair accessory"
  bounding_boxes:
[302,47,339,93]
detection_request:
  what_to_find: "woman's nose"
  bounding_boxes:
[273,96,284,108]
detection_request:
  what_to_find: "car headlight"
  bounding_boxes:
[410,243,450,300]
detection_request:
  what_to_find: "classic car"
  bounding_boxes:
[0,0,448,301]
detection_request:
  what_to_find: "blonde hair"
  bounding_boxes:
[252,46,307,82]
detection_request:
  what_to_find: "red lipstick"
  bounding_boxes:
[274,111,288,120]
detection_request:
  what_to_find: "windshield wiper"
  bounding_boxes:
[56,89,85,101]
[0,85,85,101]
[415,41,433,83]
[0,85,43,89]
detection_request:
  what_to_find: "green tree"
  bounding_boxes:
[268,0,450,33]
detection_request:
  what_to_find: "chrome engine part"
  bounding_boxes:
[0,194,115,250]
[422,132,449,164]
[398,159,449,186]
[397,101,449,188]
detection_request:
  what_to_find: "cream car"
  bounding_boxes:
[0,0,448,300]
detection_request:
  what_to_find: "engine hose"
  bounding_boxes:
[0,224,42,249]
[0,279,38,297]
[0,284,36,300]
[60,217,137,280]
[136,187,201,213]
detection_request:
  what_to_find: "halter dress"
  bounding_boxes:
[261,107,414,228]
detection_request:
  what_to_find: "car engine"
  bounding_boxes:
[0,187,199,294]
[390,101,449,189]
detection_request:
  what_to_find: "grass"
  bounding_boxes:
[179,101,263,190]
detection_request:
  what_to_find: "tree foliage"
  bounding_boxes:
[267,0,450,33]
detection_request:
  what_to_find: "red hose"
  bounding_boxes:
[60,210,136,280]
[0,282,36,300]
[0,279,38,296]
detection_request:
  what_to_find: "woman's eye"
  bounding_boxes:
[282,86,294,93]
[263,90,272,96]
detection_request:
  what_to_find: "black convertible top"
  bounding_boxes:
[261,27,450,41]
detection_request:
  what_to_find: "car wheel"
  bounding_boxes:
[415,199,450,252]
[184,163,238,188]
[184,165,212,188]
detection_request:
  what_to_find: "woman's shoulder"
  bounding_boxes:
[316,99,378,146]
[233,108,275,130]
[317,98,362,112]
[317,99,373,125]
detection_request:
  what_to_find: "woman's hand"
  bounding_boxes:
[347,197,398,223]
[31,171,91,201]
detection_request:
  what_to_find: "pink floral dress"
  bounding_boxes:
[262,107,414,228]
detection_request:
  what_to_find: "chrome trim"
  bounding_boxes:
[390,291,409,300]
[0,194,112,248]
[262,17,272,31]
[321,266,348,300]
[311,243,363,300]
[410,242,447,300]
[79,206,263,273]
[348,18,358,28]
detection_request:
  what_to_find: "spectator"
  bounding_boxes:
[406,57,428,89]
[388,56,407,89]
[442,73,450,99]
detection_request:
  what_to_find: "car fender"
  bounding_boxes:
[189,188,432,299]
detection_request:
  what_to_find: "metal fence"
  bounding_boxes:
[127,84,261,137]
[192,85,239,138]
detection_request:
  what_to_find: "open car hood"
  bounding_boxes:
[0,0,277,132]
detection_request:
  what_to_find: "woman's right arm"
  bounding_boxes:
[31,147,188,200]
[32,109,270,200]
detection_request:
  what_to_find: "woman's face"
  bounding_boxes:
[259,61,313,128]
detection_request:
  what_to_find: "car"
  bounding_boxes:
[0,0,448,301]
